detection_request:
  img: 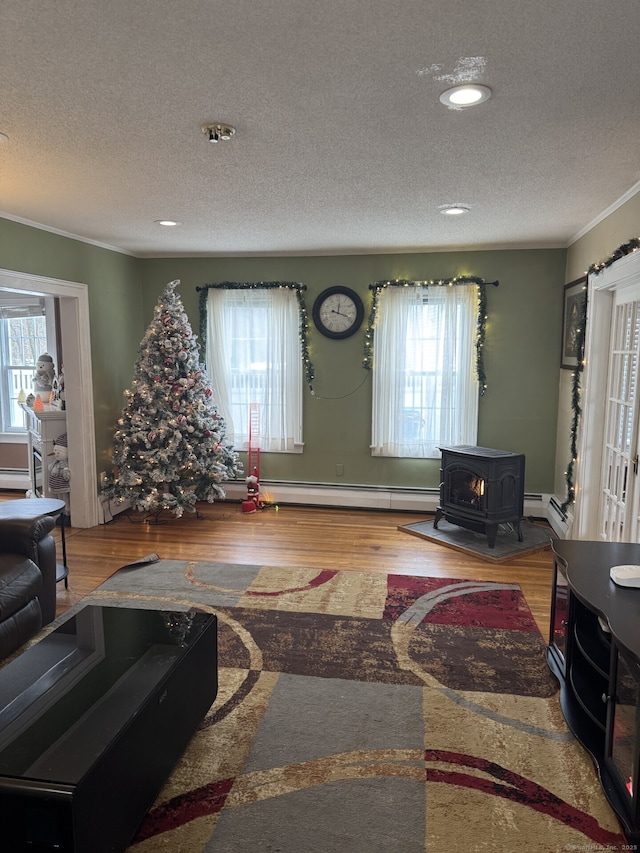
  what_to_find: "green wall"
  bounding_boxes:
[566,194,640,284]
[141,248,566,494]
[0,218,143,472]
[1,215,567,496]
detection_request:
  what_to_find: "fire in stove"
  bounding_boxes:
[450,469,486,509]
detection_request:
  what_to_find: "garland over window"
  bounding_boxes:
[362,275,498,395]
[588,236,640,275]
[197,281,314,387]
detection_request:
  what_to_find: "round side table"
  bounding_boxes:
[0,497,69,586]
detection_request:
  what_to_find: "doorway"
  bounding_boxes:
[573,250,640,541]
[0,268,98,528]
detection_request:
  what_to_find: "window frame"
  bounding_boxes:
[202,283,308,454]
[0,307,49,434]
[369,280,486,459]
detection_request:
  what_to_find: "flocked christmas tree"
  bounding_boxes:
[101,279,241,517]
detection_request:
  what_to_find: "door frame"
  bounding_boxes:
[573,249,640,539]
[0,268,99,528]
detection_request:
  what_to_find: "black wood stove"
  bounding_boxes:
[434,445,525,548]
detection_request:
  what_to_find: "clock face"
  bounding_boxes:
[313,287,364,339]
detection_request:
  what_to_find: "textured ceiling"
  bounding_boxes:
[1,0,639,257]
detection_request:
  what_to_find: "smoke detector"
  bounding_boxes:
[201,123,236,143]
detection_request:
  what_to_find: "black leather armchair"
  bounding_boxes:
[0,514,57,660]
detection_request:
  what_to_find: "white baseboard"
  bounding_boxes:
[0,469,30,491]
[224,479,551,518]
[224,480,441,511]
[96,479,556,527]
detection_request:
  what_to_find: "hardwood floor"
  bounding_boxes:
[0,492,555,635]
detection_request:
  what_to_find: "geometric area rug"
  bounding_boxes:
[60,561,624,851]
[399,518,554,563]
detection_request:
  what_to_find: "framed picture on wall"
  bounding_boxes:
[561,277,587,370]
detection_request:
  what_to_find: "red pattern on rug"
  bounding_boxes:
[245,569,338,597]
[384,575,541,631]
[426,750,625,846]
[134,778,234,842]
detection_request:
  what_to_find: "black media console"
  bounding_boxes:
[549,539,640,843]
[0,604,218,853]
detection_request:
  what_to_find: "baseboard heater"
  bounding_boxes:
[99,479,551,524]
[548,495,572,538]
[223,479,550,517]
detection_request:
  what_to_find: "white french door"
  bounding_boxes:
[573,249,640,542]
[599,290,640,541]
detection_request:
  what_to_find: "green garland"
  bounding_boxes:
[362,276,498,395]
[561,235,640,513]
[560,284,588,515]
[476,284,489,393]
[588,236,640,275]
[197,281,315,388]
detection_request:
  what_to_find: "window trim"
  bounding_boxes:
[200,282,310,453]
[198,281,314,389]
[362,275,497,393]
[366,276,497,459]
[0,311,48,433]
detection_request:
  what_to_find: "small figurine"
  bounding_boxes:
[32,353,56,401]
[48,434,70,493]
[241,473,261,513]
[57,364,66,410]
[51,363,66,409]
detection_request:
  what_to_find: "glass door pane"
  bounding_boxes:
[600,298,640,541]
[550,563,569,668]
[609,648,640,806]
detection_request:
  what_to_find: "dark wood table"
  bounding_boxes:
[0,497,68,586]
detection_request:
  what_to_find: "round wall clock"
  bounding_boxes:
[312,286,365,339]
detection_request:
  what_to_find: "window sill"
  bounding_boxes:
[0,432,28,444]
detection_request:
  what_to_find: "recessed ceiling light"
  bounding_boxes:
[439,84,492,108]
[439,204,471,216]
[155,220,181,227]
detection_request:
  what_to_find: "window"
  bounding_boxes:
[0,297,48,432]
[371,284,479,458]
[205,287,303,452]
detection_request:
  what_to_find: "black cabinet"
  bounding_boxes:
[609,648,640,810]
[549,554,569,673]
[548,540,640,842]
[0,605,218,853]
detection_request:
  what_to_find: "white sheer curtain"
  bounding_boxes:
[206,287,303,452]
[371,284,479,457]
